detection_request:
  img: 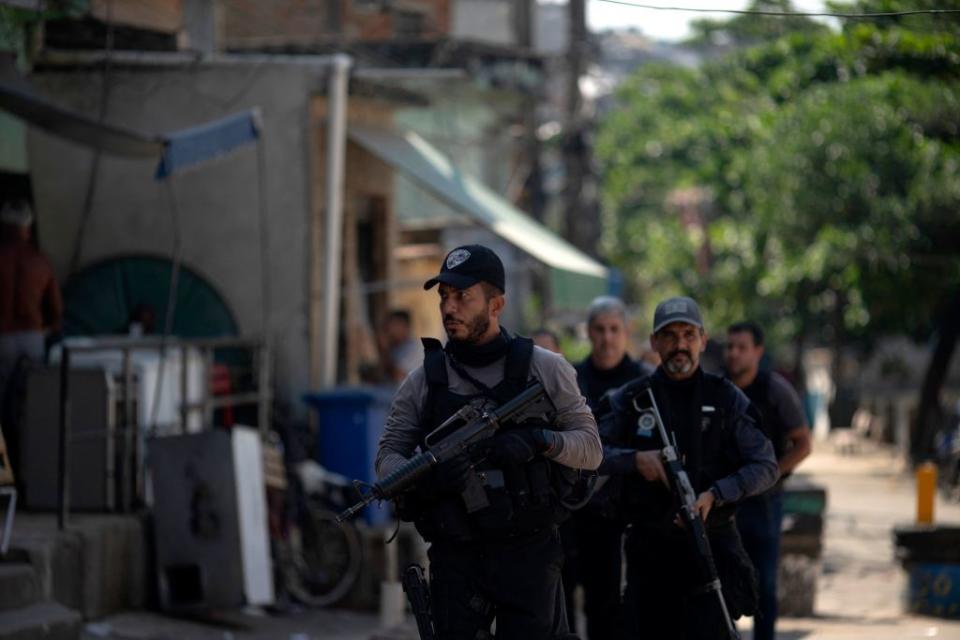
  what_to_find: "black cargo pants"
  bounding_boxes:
[620,523,756,640]
[428,526,571,640]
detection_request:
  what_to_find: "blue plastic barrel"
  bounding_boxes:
[303,386,396,527]
[907,563,960,619]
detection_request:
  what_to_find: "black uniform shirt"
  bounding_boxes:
[741,370,808,458]
[599,367,778,504]
[575,354,653,411]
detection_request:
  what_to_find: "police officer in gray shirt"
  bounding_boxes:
[377,245,602,640]
[599,297,778,639]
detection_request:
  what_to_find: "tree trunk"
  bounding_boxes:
[827,289,848,428]
[912,289,960,465]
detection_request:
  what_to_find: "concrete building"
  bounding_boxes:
[4,0,608,403]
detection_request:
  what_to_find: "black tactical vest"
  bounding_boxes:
[618,372,743,530]
[412,336,572,541]
[742,371,787,462]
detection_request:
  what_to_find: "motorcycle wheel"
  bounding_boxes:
[284,504,362,607]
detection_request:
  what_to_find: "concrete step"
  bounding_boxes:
[0,564,39,610]
[9,514,146,619]
[0,601,81,640]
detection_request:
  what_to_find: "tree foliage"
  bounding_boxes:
[597,0,960,356]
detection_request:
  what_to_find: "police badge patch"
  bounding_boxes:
[636,411,656,438]
[446,249,471,269]
[701,405,716,431]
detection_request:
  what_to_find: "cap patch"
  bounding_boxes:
[446,248,471,269]
[663,300,687,315]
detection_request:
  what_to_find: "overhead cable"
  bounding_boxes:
[593,1,960,19]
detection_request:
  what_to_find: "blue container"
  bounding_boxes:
[303,386,396,527]
[907,563,960,619]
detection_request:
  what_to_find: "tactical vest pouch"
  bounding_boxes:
[469,460,517,535]
[413,497,477,542]
[712,526,759,619]
[464,457,566,538]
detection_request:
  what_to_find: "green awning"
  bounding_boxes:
[348,125,609,309]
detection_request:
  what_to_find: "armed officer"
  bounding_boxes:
[377,245,602,640]
[562,296,653,638]
[599,296,778,639]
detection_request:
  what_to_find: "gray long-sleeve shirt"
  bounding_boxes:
[599,371,778,504]
[376,345,602,479]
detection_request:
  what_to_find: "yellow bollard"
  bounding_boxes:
[916,461,937,524]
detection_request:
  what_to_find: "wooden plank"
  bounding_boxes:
[90,0,183,34]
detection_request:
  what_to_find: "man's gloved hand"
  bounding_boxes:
[434,452,473,494]
[485,428,555,466]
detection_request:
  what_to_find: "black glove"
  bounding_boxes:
[434,452,473,494]
[485,429,554,467]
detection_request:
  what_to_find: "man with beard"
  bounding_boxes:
[725,321,811,640]
[377,245,602,640]
[599,296,778,639]
[561,296,653,638]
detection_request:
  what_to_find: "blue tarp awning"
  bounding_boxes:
[155,110,261,179]
[0,80,259,179]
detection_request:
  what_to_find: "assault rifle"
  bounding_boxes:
[402,564,436,640]
[338,382,554,522]
[632,385,741,640]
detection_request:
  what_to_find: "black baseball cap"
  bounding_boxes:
[423,244,506,293]
[652,296,704,333]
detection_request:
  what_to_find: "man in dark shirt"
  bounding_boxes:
[600,297,778,639]
[562,296,652,638]
[725,321,811,640]
[376,245,601,639]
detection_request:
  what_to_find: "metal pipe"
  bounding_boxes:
[183,392,267,410]
[122,348,133,511]
[257,343,270,434]
[180,344,189,433]
[253,110,273,432]
[65,335,263,351]
[37,49,344,68]
[202,348,214,428]
[57,347,71,530]
[320,53,352,388]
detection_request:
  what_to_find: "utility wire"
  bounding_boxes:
[592,1,960,18]
[69,0,116,276]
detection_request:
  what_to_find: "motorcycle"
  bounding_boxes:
[267,432,362,608]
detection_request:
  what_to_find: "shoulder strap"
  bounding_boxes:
[420,338,447,425]
[420,338,447,386]
[504,336,535,390]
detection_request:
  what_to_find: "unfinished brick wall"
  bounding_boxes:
[223,0,451,49]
